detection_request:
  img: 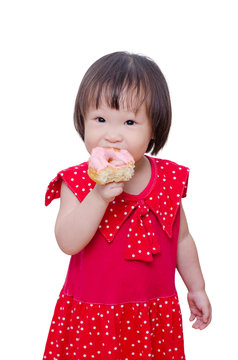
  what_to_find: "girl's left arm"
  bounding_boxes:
[176,203,212,330]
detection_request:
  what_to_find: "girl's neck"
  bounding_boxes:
[123,155,151,195]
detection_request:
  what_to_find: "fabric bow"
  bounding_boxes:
[124,200,160,261]
[98,197,161,262]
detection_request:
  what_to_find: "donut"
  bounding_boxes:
[88,147,135,185]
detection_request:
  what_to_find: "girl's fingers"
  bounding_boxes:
[202,306,212,324]
[192,319,209,330]
[191,312,211,330]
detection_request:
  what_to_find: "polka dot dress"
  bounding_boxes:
[43,291,185,360]
[43,156,189,359]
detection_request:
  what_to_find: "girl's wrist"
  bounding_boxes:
[91,187,110,206]
[187,284,206,294]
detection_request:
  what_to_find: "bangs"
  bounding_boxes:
[80,55,151,116]
[88,83,150,115]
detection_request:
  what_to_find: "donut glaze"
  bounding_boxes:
[88,147,135,184]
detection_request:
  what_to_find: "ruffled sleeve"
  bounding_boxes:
[162,159,190,200]
[45,162,95,206]
[147,158,190,238]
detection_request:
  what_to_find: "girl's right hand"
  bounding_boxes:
[93,182,125,203]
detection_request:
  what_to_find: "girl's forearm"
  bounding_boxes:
[176,234,206,293]
[55,190,108,255]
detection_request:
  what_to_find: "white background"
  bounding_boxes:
[1,0,237,359]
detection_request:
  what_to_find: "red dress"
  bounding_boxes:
[43,155,189,360]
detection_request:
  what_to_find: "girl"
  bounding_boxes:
[43,52,212,360]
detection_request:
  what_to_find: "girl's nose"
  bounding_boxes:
[105,129,122,143]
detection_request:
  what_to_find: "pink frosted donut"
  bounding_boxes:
[88,147,135,185]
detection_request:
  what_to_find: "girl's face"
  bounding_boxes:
[84,98,153,164]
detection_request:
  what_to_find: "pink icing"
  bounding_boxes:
[88,147,134,172]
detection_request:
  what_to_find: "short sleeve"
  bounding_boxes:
[45,172,62,206]
[159,159,190,199]
[182,168,189,198]
[149,158,190,238]
[45,162,95,206]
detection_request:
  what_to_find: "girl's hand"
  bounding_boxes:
[187,290,212,330]
[93,182,125,203]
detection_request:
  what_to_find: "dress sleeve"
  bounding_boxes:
[181,167,189,198]
[45,162,94,206]
[45,172,62,206]
[172,162,189,203]
[150,158,190,238]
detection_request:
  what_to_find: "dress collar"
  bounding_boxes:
[45,156,189,262]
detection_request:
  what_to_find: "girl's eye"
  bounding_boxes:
[125,120,136,126]
[96,117,106,123]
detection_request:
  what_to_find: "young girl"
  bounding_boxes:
[43,52,212,360]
